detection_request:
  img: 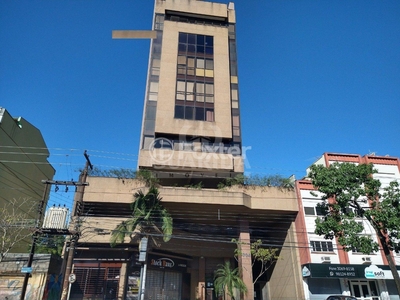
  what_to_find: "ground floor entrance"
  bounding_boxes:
[145,269,182,300]
[349,280,379,300]
[70,262,121,300]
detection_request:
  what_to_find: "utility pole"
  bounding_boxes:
[60,151,93,300]
[19,182,49,300]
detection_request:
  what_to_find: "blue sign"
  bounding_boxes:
[21,267,32,273]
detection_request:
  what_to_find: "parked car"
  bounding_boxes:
[326,296,357,300]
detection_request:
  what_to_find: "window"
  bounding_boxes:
[304,207,315,215]
[154,14,164,31]
[311,240,334,252]
[316,205,326,216]
[175,32,214,121]
[304,206,325,216]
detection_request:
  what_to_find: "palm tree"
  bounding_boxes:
[214,261,247,300]
[110,186,173,247]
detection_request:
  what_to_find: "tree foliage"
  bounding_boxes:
[110,186,172,247]
[308,162,400,293]
[214,261,247,300]
[369,181,400,250]
[218,174,294,190]
[232,239,279,284]
[87,167,159,187]
[35,234,65,256]
[0,198,38,262]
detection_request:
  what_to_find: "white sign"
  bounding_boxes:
[69,273,76,283]
[365,265,385,279]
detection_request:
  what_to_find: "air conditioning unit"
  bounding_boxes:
[362,257,372,263]
[321,256,331,263]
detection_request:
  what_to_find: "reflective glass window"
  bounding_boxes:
[175,32,214,121]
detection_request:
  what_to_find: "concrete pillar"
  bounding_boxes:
[118,262,128,300]
[239,219,254,300]
[198,256,206,300]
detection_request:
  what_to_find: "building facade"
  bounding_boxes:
[66,1,304,300]
[295,153,400,300]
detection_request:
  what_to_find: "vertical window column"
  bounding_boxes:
[174,32,214,122]
[228,24,242,151]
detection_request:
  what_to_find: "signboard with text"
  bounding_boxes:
[147,254,187,272]
[21,267,32,273]
[302,263,400,279]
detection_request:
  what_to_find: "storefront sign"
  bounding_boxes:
[365,265,385,279]
[147,254,187,271]
[302,263,400,279]
[302,264,361,278]
[150,257,174,268]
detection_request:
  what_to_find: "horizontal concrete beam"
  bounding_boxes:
[112,30,157,39]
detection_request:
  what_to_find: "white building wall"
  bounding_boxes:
[374,164,400,188]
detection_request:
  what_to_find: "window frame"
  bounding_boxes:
[310,240,334,252]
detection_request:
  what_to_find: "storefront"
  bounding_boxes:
[70,262,122,300]
[127,253,189,300]
[302,263,400,300]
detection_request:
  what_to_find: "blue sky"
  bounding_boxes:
[1,0,400,209]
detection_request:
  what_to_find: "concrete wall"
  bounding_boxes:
[268,222,305,300]
[155,0,234,23]
[83,177,298,212]
[80,177,298,247]
[138,148,244,172]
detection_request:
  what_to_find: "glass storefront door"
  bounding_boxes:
[350,280,380,300]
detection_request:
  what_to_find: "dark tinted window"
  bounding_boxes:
[175,106,184,119]
[175,32,214,122]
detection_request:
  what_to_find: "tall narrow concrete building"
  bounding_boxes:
[138,0,243,186]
